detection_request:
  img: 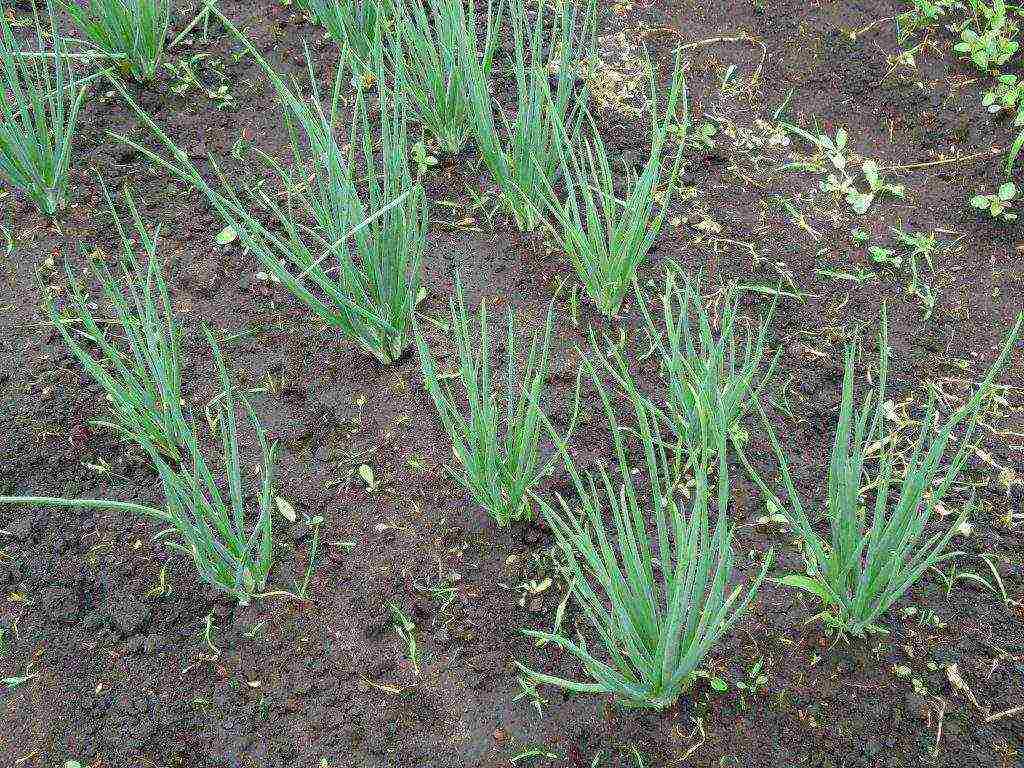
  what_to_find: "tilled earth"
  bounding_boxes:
[1,1,1022,766]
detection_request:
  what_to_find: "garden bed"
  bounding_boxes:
[0,1,1022,766]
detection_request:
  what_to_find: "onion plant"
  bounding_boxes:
[517,356,770,708]
[230,46,425,364]
[108,11,426,365]
[0,2,85,216]
[603,269,778,466]
[46,181,183,459]
[388,0,502,155]
[0,326,279,605]
[300,0,395,68]
[462,0,595,231]
[539,52,687,316]
[759,309,1022,636]
[415,276,561,526]
[62,0,170,82]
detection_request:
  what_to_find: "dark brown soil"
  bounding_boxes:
[2,1,1023,767]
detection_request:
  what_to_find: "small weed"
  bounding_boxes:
[296,513,324,600]
[890,227,939,313]
[390,604,420,674]
[735,657,769,704]
[694,669,730,692]
[971,181,1019,219]
[166,53,236,110]
[513,674,548,716]
[954,0,1020,71]
[869,245,901,268]
[3,672,37,690]
[785,126,904,214]
[510,747,559,765]
[896,0,955,44]
[982,72,1024,124]
[410,140,437,178]
[686,119,718,151]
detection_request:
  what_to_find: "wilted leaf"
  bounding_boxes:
[215,225,238,246]
[275,497,297,522]
[358,464,376,489]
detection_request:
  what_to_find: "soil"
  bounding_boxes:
[1,1,1023,767]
